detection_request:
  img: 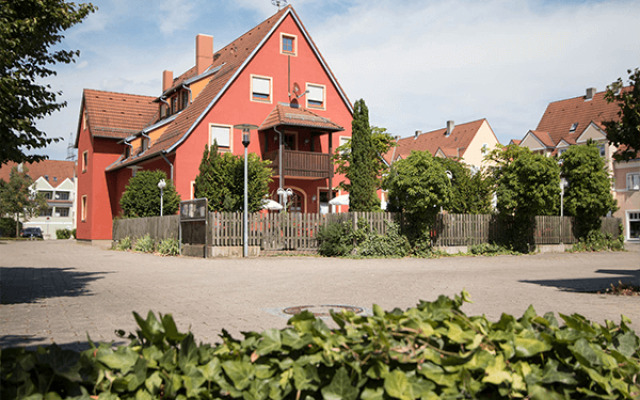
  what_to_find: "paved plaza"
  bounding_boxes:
[0,240,638,350]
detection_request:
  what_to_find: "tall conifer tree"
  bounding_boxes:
[346,99,379,211]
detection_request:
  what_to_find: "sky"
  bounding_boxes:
[35,0,640,161]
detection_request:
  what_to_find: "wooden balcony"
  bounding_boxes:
[264,150,330,179]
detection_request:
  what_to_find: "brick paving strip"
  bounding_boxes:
[0,240,638,351]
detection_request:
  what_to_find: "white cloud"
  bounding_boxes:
[33,0,640,161]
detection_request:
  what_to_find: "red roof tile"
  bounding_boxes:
[384,119,487,164]
[0,160,75,188]
[259,104,344,132]
[535,88,625,147]
[82,89,158,140]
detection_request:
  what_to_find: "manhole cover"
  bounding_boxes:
[282,304,364,317]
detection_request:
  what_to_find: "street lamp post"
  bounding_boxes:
[158,179,166,217]
[234,124,258,257]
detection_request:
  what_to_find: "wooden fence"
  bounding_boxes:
[113,212,621,251]
[112,215,179,241]
[209,212,397,251]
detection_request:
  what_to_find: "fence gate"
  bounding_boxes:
[179,198,208,258]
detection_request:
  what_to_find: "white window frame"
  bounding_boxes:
[338,136,350,155]
[57,207,70,217]
[209,124,233,151]
[280,33,297,56]
[82,151,88,173]
[627,210,640,241]
[81,195,87,222]
[627,172,640,191]
[251,75,272,103]
[306,83,325,110]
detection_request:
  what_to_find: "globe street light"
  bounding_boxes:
[234,124,258,257]
[158,179,166,216]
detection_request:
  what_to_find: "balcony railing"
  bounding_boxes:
[264,150,330,179]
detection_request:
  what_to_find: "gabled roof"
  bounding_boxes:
[0,160,75,188]
[535,88,625,147]
[259,104,344,132]
[383,119,488,164]
[75,90,157,146]
[523,130,556,148]
[107,5,351,172]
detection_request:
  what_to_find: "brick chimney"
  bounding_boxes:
[162,70,173,92]
[196,34,213,75]
[585,87,597,100]
[446,120,455,136]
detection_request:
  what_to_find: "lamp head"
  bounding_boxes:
[158,179,167,190]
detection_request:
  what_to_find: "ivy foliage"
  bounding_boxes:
[194,142,273,213]
[3,292,639,399]
[435,158,494,215]
[120,170,180,218]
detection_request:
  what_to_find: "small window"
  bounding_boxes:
[181,91,189,109]
[41,191,53,200]
[57,207,70,217]
[628,173,640,191]
[81,195,87,222]
[306,83,325,109]
[142,137,149,152]
[481,143,489,155]
[281,34,297,55]
[569,122,578,133]
[210,125,231,149]
[251,76,272,102]
[82,151,88,173]
[338,136,350,155]
[39,207,53,217]
[597,143,606,157]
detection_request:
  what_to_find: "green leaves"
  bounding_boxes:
[2,295,640,399]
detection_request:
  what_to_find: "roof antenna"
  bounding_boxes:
[271,0,288,10]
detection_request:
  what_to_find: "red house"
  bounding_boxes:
[74,6,353,244]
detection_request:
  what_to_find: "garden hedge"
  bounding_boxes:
[2,291,639,399]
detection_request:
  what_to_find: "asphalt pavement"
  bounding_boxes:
[1,240,638,350]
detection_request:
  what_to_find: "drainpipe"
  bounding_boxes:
[141,132,151,152]
[161,151,174,181]
[159,96,170,116]
[181,84,192,104]
[273,126,284,204]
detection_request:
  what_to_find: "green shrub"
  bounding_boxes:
[317,220,355,256]
[133,234,155,253]
[0,217,21,238]
[570,230,625,252]
[55,228,71,239]
[356,222,410,257]
[469,242,518,256]
[2,292,639,399]
[157,237,180,256]
[115,236,132,251]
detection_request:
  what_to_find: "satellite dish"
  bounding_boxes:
[292,82,301,96]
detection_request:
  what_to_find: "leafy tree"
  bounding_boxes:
[384,151,452,241]
[603,68,640,161]
[0,0,96,165]
[344,99,380,211]
[436,158,493,214]
[488,145,560,251]
[120,170,180,218]
[560,142,617,237]
[488,145,560,218]
[334,125,395,190]
[0,165,47,236]
[194,144,272,213]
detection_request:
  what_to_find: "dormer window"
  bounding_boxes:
[569,122,578,133]
[142,137,149,152]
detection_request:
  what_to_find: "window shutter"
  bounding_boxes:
[211,126,230,147]
[308,85,324,103]
[252,77,270,96]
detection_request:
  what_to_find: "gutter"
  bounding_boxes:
[161,152,174,181]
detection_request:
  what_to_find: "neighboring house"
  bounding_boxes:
[0,161,76,239]
[383,119,500,170]
[74,5,353,244]
[518,87,640,242]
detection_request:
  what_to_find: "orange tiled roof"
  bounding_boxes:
[384,119,487,164]
[81,89,158,141]
[107,6,291,171]
[0,160,75,188]
[259,104,344,132]
[534,88,625,147]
